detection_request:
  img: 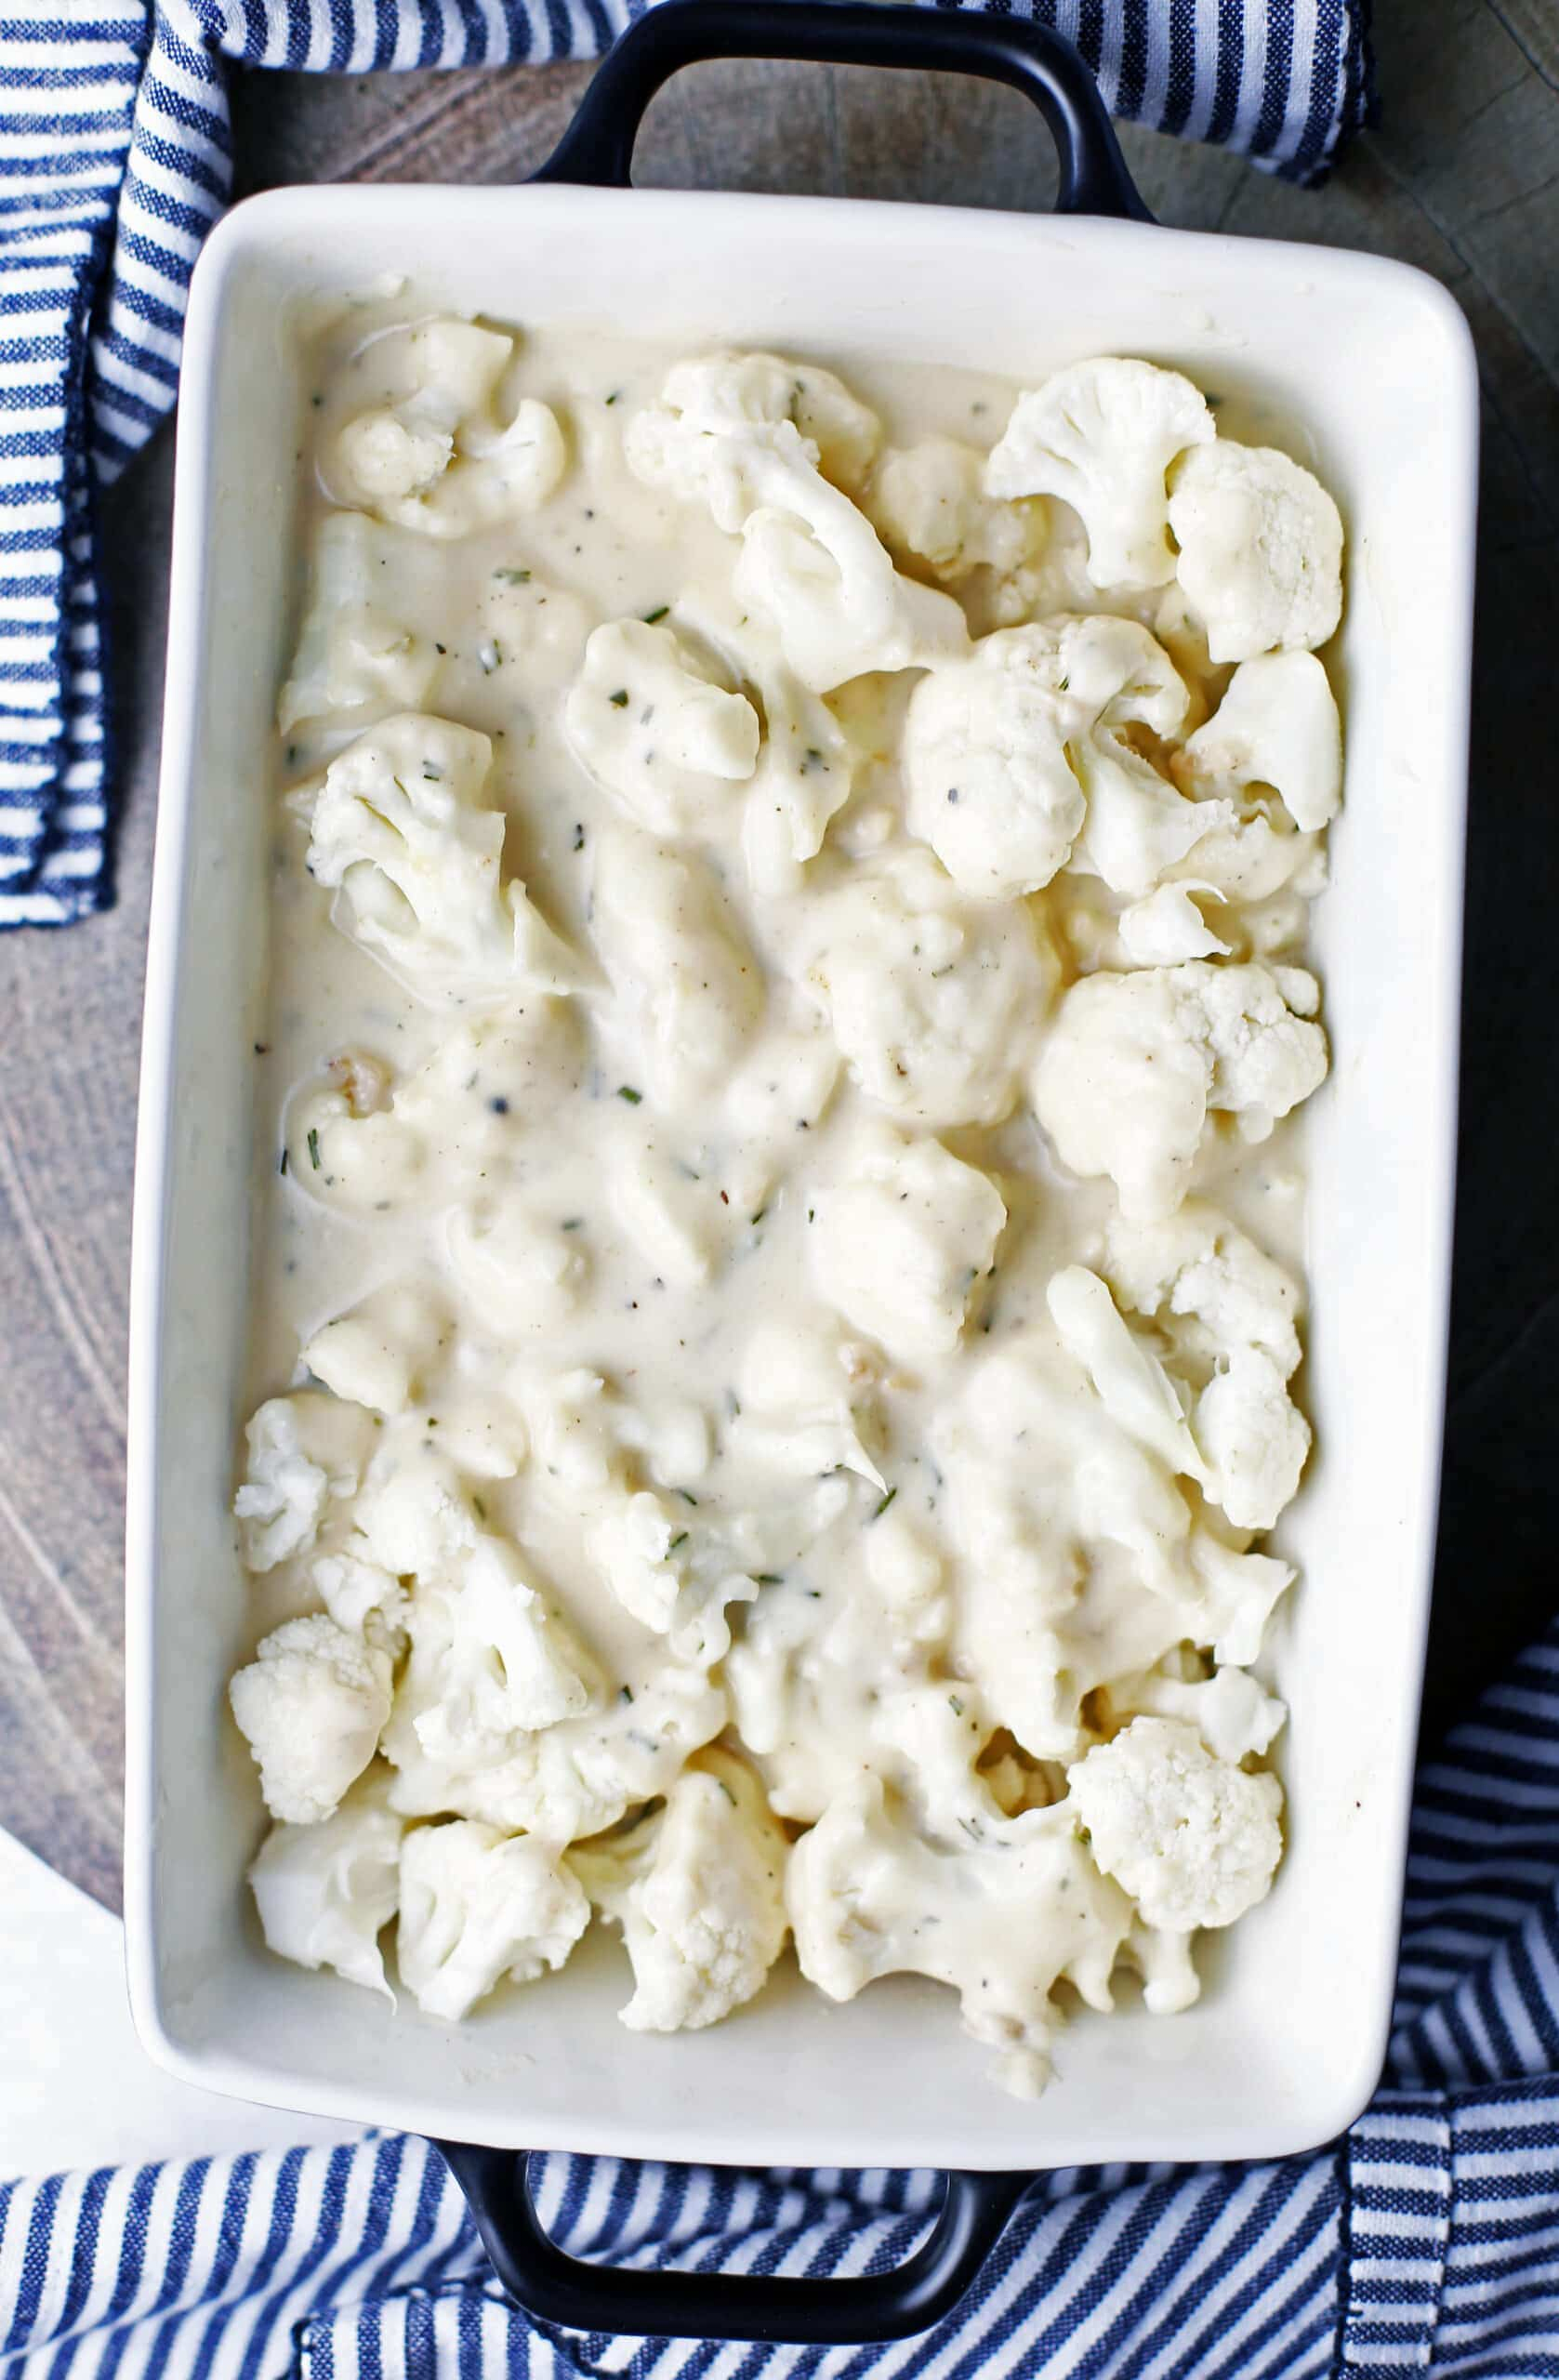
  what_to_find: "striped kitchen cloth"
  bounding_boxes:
[2,1613,1554,2380]
[2,0,1377,929]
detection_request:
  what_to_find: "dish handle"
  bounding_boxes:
[531,0,1153,222]
[440,2144,1032,2343]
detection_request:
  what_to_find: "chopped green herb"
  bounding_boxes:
[807,1207,815,1223]
[871,1486,898,1521]
[605,389,622,405]
[1057,675,1069,692]
[642,605,669,625]
[948,1693,965,1716]
[801,746,826,773]
[716,1777,737,1805]
[495,566,531,584]
[561,1216,584,1231]
[572,822,586,852]
[284,742,299,767]
[677,1489,699,1508]
[307,1128,321,1172]
[278,1147,289,1176]
[478,640,502,674]
[749,1205,768,1227]
[608,688,629,708]
[422,762,443,781]
[616,1085,642,1104]
[472,1495,487,1522]
[755,1572,784,1587]
[434,641,447,655]
[619,1684,634,1703]
[668,1531,689,1553]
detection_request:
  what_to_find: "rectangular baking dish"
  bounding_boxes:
[126,0,1476,2256]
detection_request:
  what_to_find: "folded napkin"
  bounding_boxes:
[2,1612,1553,2380]
[3,0,1376,928]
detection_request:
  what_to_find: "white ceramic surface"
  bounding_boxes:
[126,180,1477,2173]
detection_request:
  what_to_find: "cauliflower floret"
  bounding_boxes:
[589,826,761,1108]
[391,1663,728,1844]
[628,356,964,692]
[984,360,1214,588]
[905,614,1196,901]
[1168,442,1343,663]
[1031,962,1328,1221]
[1104,1201,1303,1377]
[293,1007,581,1218]
[811,1130,1005,1365]
[328,319,566,539]
[787,1776,1134,2096]
[1185,1531,1294,1667]
[1118,885,1230,964]
[564,618,760,839]
[729,1311,884,1488]
[247,1772,403,1996]
[1175,651,1341,831]
[867,436,1038,584]
[1068,1715,1283,1932]
[301,1284,451,1418]
[396,1820,589,2019]
[1070,734,1235,901]
[1195,1347,1312,1530]
[1045,1266,1205,1484]
[229,1616,392,1827]
[934,1333,1199,1759]
[633,351,880,492]
[573,1748,788,2032]
[310,1551,408,1646]
[802,848,1055,1128]
[278,512,436,734]
[733,502,967,693]
[1100,1662,1287,1764]
[305,714,578,1005]
[233,1394,371,1572]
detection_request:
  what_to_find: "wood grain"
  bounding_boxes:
[3,10,1556,1909]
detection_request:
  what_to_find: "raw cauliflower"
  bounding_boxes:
[564,618,760,839]
[787,1775,1135,2096]
[811,1130,1005,1364]
[984,359,1214,588]
[1175,651,1341,831]
[328,318,567,538]
[801,847,1055,1128]
[572,1748,788,2032]
[867,436,1038,585]
[233,1393,371,1572]
[247,1771,403,1996]
[1117,885,1230,964]
[589,826,761,1108]
[277,511,435,734]
[1104,1200,1303,1376]
[395,1819,589,2019]
[627,355,964,691]
[1099,1662,1287,1764]
[1031,961,1328,1221]
[1195,1346,1312,1531]
[1168,442,1343,663]
[1068,1715,1283,1932]
[229,1616,392,1826]
[305,713,578,1005]
[628,351,881,495]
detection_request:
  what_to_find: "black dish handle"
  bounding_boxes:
[532,0,1153,222]
[441,2144,1032,2343]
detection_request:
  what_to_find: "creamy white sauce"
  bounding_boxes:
[230,314,1339,2094]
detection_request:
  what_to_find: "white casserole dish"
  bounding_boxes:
[126,0,1476,2229]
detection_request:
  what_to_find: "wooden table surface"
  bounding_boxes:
[4,4,1557,1911]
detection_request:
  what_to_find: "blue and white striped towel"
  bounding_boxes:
[1,0,1376,927]
[3,1612,1555,2378]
